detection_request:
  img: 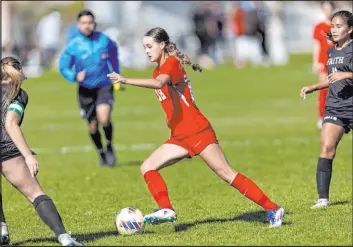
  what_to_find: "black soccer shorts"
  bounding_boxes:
[78,84,114,122]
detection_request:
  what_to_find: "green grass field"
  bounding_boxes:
[2,54,352,246]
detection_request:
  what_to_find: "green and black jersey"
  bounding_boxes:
[1,85,28,154]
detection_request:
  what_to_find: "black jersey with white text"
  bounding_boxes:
[325,40,353,119]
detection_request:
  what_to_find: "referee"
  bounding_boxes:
[59,10,119,167]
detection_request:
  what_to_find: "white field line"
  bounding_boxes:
[32,137,319,155]
[24,116,308,132]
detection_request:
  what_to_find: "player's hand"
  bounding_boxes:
[327,72,352,84]
[300,86,315,98]
[76,70,86,83]
[25,154,39,177]
[107,72,127,84]
[312,62,324,74]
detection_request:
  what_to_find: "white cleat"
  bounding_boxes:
[0,222,10,245]
[266,206,285,228]
[144,208,177,225]
[58,233,83,246]
[311,198,330,209]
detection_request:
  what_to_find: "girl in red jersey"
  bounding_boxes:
[312,1,335,128]
[107,27,285,228]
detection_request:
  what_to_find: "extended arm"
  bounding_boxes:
[107,73,171,89]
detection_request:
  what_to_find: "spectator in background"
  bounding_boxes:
[36,10,62,70]
[192,2,218,69]
[66,23,79,44]
[230,1,245,67]
[231,1,264,68]
[206,2,225,65]
[193,3,211,57]
[253,1,270,65]
[264,1,288,66]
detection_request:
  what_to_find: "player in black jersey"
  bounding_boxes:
[0,57,83,246]
[300,10,353,209]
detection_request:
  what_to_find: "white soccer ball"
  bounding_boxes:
[115,207,145,235]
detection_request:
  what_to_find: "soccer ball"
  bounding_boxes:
[115,207,145,235]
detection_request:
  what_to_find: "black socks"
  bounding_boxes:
[316,157,333,199]
[33,195,66,237]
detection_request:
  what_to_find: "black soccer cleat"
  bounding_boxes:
[98,151,109,167]
[105,145,117,167]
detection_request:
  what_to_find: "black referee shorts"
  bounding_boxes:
[78,84,114,122]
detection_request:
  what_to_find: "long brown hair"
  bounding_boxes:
[1,57,24,107]
[144,27,203,72]
[326,10,353,44]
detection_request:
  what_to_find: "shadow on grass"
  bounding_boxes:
[11,230,154,246]
[175,210,293,232]
[98,160,144,168]
[118,160,144,167]
[330,200,350,206]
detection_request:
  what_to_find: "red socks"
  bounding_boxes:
[143,170,173,209]
[143,170,278,211]
[231,173,278,211]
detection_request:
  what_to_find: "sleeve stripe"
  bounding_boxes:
[8,108,22,117]
[12,100,25,109]
[8,103,24,113]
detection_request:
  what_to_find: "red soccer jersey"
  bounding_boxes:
[153,56,211,138]
[313,22,334,65]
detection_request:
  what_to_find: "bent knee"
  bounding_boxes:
[99,118,110,127]
[320,143,336,158]
[97,106,111,126]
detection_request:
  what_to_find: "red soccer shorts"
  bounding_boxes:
[165,127,219,157]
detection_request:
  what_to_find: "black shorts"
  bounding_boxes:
[78,84,114,122]
[322,112,353,134]
[0,149,36,163]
